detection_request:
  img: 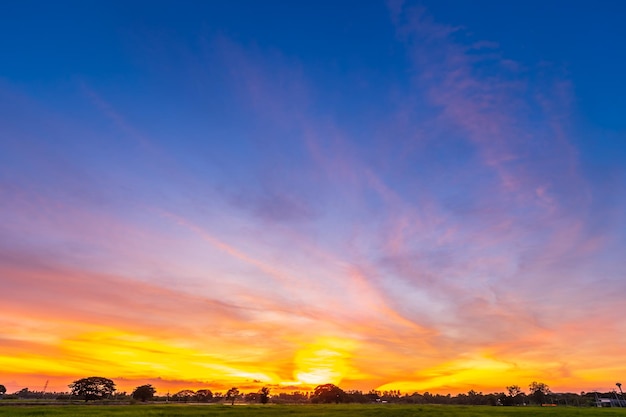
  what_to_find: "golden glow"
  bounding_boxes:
[0,326,282,393]
[293,337,355,386]
[377,354,513,393]
[61,329,282,382]
[1,254,625,395]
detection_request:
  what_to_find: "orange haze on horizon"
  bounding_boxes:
[1,261,623,396]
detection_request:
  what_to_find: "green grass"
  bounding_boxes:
[0,404,625,417]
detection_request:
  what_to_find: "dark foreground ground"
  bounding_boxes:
[0,404,625,417]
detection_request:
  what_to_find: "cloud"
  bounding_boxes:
[228,189,316,223]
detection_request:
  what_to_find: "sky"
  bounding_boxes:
[1,0,625,396]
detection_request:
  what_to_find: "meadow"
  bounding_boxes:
[0,404,625,417]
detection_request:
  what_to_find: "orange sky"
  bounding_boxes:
[1,255,624,395]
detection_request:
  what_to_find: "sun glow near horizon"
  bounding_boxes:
[0,321,622,395]
[292,337,356,386]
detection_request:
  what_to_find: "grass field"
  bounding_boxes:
[0,404,625,417]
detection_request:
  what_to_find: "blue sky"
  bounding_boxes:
[1,0,625,394]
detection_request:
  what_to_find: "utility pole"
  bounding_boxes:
[42,380,48,399]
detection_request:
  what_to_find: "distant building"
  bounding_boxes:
[595,396,626,407]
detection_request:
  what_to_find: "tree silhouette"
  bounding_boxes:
[173,389,195,402]
[0,384,5,396]
[68,377,116,401]
[131,384,156,402]
[528,381,550,405]
[311,384,345,403]
[225,387,239,405]
[259,386,271,404]
[506,385,524,405]
[196,389,213,402]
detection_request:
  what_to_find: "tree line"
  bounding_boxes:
[0,378,622,406]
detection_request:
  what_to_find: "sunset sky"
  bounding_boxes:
[1,0,625,396]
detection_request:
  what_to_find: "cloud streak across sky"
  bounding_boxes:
[1,1,625,394]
